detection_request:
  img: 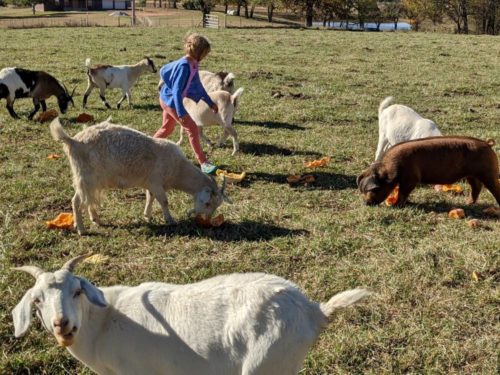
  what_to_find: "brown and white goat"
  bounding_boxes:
[0,67,74,119]
[83,57,157,109]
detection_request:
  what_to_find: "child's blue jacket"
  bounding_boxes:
[159,57,214,118]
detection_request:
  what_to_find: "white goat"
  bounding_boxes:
[157,70,236,94]
[50,117,228,235]
[199,70,236,93]
[180,88,244,156]
[13,254,371,375]
[375,96,442,160]
[83,57,157,109]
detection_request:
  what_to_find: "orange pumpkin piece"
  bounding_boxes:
[216,169,246,183]
[385,186,399,206]
[210,214,225,227]
[47,153,61,160]
[448,208,465,219]
[35,109,58,123]
[442,184,463,193]
[46,213,74,230]
[303,156,331,168]
[287,174,315,186]
[467,219,481,228]
[482,206,500,218]
[195,214,225,228]
[302,175,315,184]
[287,175,302,184]
[76,113,94,123]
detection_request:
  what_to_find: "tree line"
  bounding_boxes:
[1,0,498,34]
[183,0,499,34]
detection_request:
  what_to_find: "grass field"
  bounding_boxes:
[0,27,499,374]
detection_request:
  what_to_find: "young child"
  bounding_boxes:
[154,33,219,174]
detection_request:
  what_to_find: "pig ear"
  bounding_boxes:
[12,289,34,337]
[356,174,363,187]
[364,180,380,191]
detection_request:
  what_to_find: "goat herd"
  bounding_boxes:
[3,51,500,375]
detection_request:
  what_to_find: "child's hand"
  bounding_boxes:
[211,103,219,114]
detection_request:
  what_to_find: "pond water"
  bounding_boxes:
[313,21,412,31]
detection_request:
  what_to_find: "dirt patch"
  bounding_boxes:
[271,90,311,100]
[249,70,273,79]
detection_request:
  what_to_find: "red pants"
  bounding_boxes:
[154,100,207,164]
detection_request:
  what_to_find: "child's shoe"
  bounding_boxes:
[201,161,218,175]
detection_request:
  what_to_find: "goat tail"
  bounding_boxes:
[486,139,496,147]
[85,58,92,76]
[231,87,244,104]
[224,72,235,85]
[320,288,371,318]
[378,96,394,117]
[50,118,74,146]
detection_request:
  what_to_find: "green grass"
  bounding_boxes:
[0,27,499,374]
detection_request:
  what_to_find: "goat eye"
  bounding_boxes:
[74,289,82,298]
[33,298,41,305]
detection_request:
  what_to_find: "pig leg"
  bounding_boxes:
[395,181,417,207]
[480,175,500,206]
[466,177,483,205]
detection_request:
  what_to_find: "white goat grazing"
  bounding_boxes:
[50,117,228,235]
[83,57,157,109]
[180,88,244,156]
[375,96,442,161]
[13,254,371,375]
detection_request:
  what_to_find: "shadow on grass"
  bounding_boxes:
[132,103,161,111]
[236,120,306,131]
[243,171,357,190]
[139,219,309,242]
[238,142,321,157]
[409,200,499,220]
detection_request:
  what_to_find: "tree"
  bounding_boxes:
[402,0,431,31]
[383,0,403,30]
[444,0,470,33]
[282,0,320,27]
[471,0,499,35]
[354,0,381,29]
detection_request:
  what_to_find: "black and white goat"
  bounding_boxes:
[83,57,157,109]
[0,67,75,119]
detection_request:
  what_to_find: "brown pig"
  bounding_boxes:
[357,136,500,207]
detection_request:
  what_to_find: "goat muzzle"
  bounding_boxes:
[54,326,77,347]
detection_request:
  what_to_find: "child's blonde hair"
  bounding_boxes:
[184,33,211,61]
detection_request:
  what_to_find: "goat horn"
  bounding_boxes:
[220,175,227,196]
[61,252,93,272]
[12,266,44,279]
[70,86,77,98]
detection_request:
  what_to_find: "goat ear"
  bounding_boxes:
[78,277,108,308]
[12,288,34,338]
[198,187,211,205]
